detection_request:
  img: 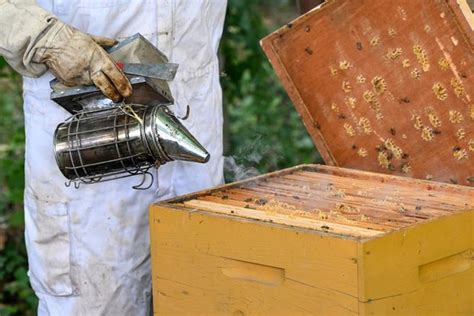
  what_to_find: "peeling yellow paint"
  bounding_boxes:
[438,58,450,71]
[371,76,387,96]
[344,96,357,109]
[449,110,464,123]
[450,78,465,98]
[358,117,372,135]
[363,90,380,111]
[370,36,380,47]
[421,126,434,141]
[456,128,466,140]
[412,114,424,130]
[401,163,411,174]
[339,60,353,70]
[344,123,356,137]
[357,148,368,157]
[432,82,448,100]
[342,80,352,93]
[356,74,366,83]
[413,45,430,72]
[410,68,421,79]
[428,112,442,128]
[386,48,403,60]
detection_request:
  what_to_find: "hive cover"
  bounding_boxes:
[261,0,474,186]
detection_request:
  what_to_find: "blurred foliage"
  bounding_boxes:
[221,0,321,181]
[0,58,37,315]
[0,0,320,314]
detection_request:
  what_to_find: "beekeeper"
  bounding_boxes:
[0,0,226,314]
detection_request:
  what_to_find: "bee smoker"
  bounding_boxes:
[54,104,209,189]
[51,34,210,189]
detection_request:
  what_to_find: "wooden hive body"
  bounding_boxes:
[150,1,474,314]
[150,165,474,315]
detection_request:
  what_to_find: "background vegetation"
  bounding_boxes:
[0,0,320,314]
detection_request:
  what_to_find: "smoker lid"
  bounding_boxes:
[261,0,474,186]
[50,33,175,113]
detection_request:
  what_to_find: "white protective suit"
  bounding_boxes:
[0,0,226,314]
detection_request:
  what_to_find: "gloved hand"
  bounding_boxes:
[33,21,132,102]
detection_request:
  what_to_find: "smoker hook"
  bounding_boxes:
[132,171,154,190]
[176,105,190,120]
[65,180,81,189]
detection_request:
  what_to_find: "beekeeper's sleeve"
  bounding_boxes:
[0,0,57,76]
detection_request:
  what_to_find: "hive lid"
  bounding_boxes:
[261,0,474,186]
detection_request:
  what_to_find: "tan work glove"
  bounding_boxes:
[33,21,132,102]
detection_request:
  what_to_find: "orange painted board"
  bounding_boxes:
[261,0,474,186]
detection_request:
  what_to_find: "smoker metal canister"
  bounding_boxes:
[54,104,210,187]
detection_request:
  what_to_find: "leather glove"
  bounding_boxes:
[33,21,132,102]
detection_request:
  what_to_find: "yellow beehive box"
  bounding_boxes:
[150,165,473,315]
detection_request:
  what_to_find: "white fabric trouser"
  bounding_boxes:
[22,1,227,314]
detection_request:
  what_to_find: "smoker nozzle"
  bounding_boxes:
[151,106,210,164]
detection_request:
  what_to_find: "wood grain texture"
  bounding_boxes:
[170,164,474,238]
[150,206,360,315]
[261,0,474,186]
[150,164,474,315]
[358,211,473,315]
